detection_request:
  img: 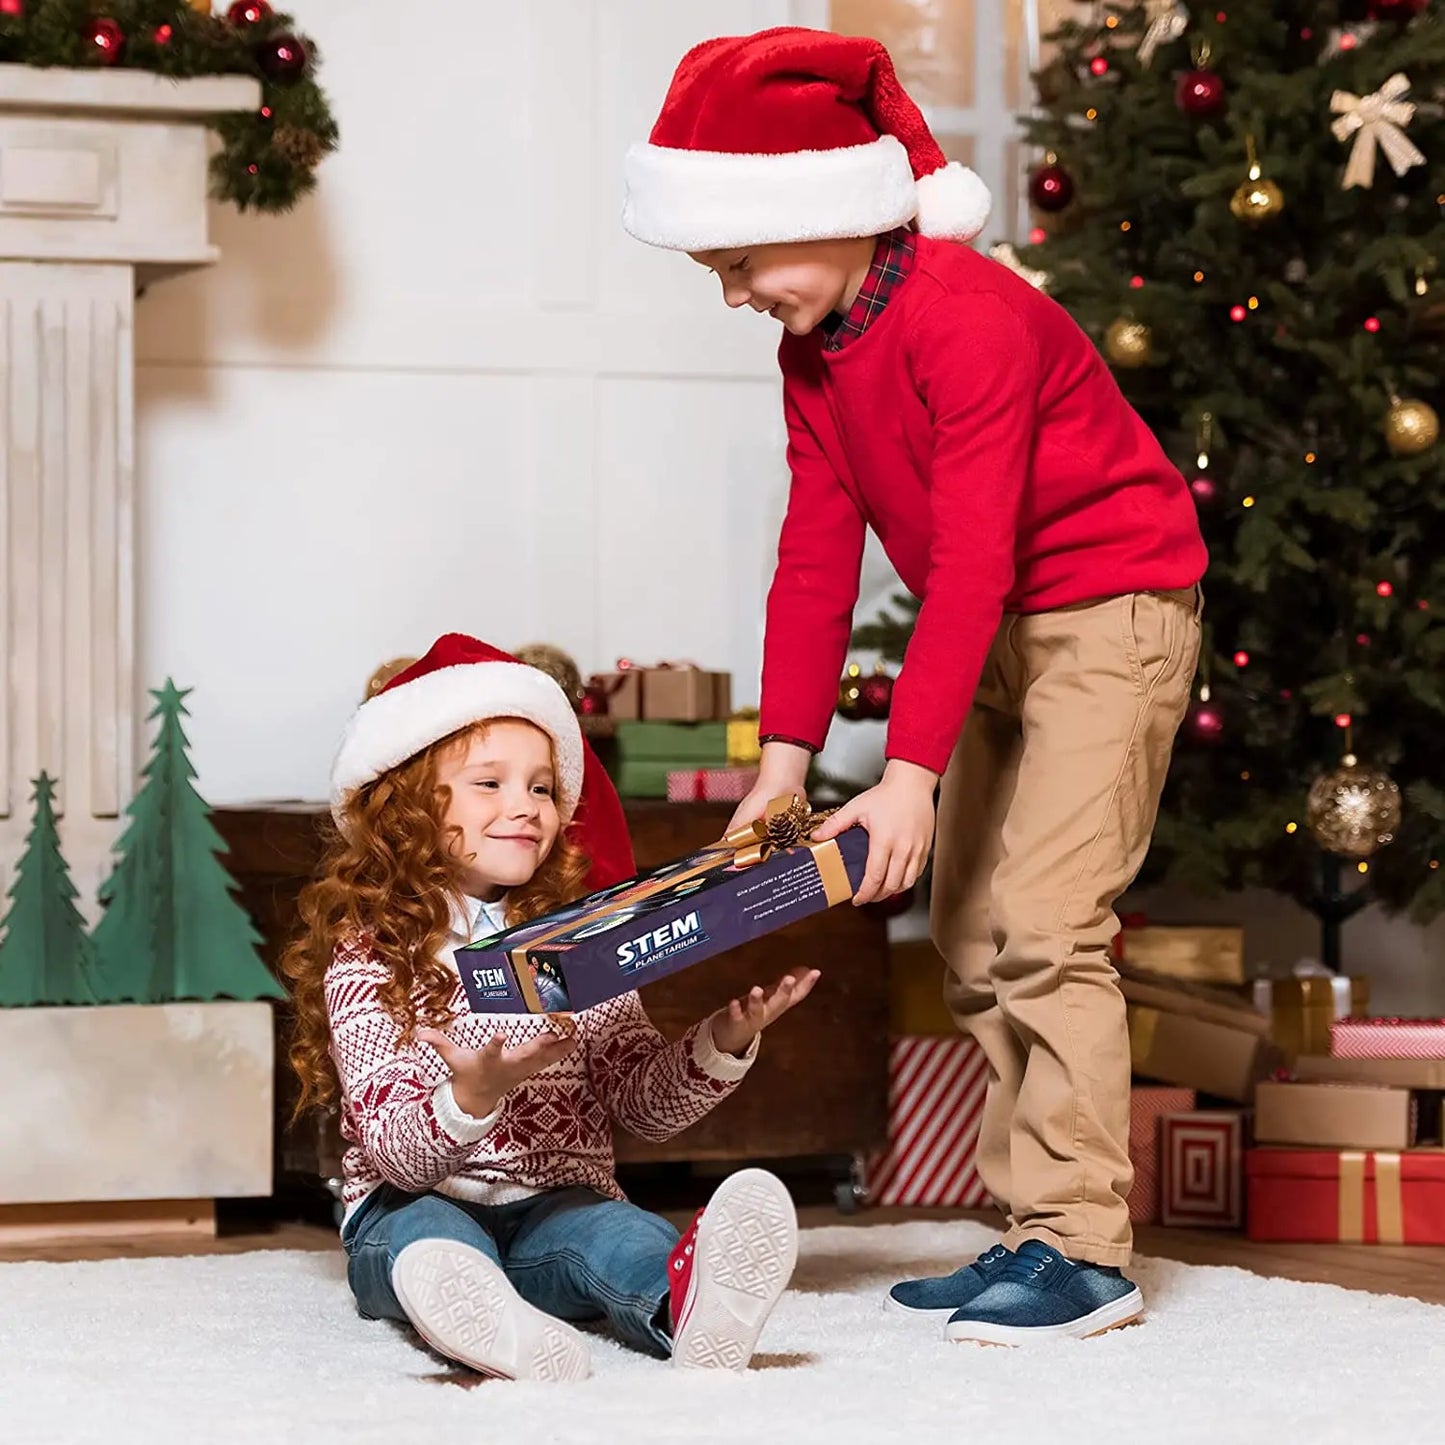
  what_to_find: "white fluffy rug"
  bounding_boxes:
[3,1220,1440,1445]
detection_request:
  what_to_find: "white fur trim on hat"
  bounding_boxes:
[623,134,918,251]
[329,662,584,826]
[914,161,992,242]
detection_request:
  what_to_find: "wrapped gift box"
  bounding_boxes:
[1253,975,1369,1060]
[1331,1018,1445,1061]
[457,797,866,1015]
[1128,1086,1197,1224]
[867,1037,990,1208]
[1246,1147,1445,1244]
[1294,1054,1445,1089]
[666,767,759,804]
[726,709,761,766]
[1118,923,1245,985]
[889,939,954,1037]
[615,722,730,798]
[1121,965,1275,1103]
[594,666,732,723]
[1254,1080,1421,1151]
[1160,1110,1247,1228]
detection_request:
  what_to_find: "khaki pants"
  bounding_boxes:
[929,588,1202,1266]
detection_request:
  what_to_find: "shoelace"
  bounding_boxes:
[671,1208,703,1275]
[994,1248,1066,1286]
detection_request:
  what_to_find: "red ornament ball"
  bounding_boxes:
[578,683,609,718]
[1029,163,1075,213]
[256,32,309,83]
[0,0,25,16]
[227,1,273,24]
[1187,701,1226,742]
[858,670,895,721]
[1367,0,1428,19]
[1175,69,1226,118]
[80,17,125,65]
[1189,475,1219,507]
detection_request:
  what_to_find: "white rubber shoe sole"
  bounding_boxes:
[672,1168,799,1372]
[944,1286,1145,1346]
[391,1239,592,1382]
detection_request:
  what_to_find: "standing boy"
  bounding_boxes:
[624,27,1206,1344]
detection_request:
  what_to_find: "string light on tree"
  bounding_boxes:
[80,17,125,65]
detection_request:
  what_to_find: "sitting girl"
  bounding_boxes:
[283,634,814,1382]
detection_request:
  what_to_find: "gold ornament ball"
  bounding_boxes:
[1104,318,1152,368]
[364,657,417,702]
[1306,762,1402,859]
[513,643,584,703]
[1229,177,1285,225]
[1383,398,1439,457]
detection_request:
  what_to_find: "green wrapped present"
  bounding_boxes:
[615,721,728,764]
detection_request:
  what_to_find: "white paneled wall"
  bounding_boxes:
[134,0,803,803]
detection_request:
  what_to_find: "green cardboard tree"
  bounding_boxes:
[0,774,100,1007]
[92,681,284,1004]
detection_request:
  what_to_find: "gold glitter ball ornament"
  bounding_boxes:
[1104,318,1152,368]
[1306,762,1402,859]
[1383,398,1439,457]
[1230,176,1285,225]
[513,643,584,703]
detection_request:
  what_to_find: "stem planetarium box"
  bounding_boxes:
[457,796,868,1015]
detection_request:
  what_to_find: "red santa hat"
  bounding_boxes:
[330,635,636,890]
[624,26,991,252]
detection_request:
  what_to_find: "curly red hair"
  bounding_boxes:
[280,721,590,1121]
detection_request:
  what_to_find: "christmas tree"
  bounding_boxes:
[91,681,285,1004]
[847,1,1445,925]
[0,774,99,1007]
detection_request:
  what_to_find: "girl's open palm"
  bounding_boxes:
[417,1022,577,1120]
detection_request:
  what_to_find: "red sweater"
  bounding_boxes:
[759,238,1207,776]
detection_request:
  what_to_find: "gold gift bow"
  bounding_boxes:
[1139,0,1189,68]
[1338,1150,1404,1244]
[1330,74,1426,190]
[722,794,855,906]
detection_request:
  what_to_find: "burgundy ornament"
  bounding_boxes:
[80,17,125,65]
[1029,163,1075,213]
[256,32,309,83]
[227,1,273,24]
[1176,69,1226,118]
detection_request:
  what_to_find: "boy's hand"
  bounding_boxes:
[812,760,938,905]
[726,740,812,832]
[417,1023,578,1120]
[708,969,821,1057]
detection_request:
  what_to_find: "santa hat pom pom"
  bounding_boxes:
[914,162,992,241]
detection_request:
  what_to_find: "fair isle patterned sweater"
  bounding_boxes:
[325,897,757,1218]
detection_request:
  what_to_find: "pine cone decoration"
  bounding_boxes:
[764,795,811,848]
[272,124,327,170]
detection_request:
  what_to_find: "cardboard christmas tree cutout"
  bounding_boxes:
[0,774,100,1007]
[92,681,285,1004]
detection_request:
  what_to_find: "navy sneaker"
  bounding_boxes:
[887,1244,1013,1317]
[944,1240,1143,1345]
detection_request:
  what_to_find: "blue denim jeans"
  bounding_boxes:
[341,1184,679,1358]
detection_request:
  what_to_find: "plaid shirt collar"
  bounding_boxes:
[820,228,917,352]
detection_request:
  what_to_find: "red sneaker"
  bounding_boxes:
[668,1168,798,1371]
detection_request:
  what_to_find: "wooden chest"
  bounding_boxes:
[212,801,890,1190]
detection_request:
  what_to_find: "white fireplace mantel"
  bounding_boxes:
[0,64,261,905]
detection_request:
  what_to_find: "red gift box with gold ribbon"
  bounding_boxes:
[1246,1147,1445,1244]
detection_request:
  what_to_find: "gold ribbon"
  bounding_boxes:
[1139,0,1189,68]
[1337,1150,1404,1243]
[722,793,855,906]
[1330,74,1426,190]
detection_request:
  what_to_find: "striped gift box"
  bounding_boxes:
[1160,1110,1246,1228]
[867,1037,990,1208]
[1127,1086,1197,1224]
[1330,1018,1445,1060]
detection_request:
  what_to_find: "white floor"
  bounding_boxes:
[4,1219,1441,1445]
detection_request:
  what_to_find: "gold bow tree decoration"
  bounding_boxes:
[1330,73,1427,190]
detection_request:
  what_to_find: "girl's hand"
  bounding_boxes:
[812,760,938,905]
[726,741,812,832]
[416,1022,578,1120]
[708,969,821,1057]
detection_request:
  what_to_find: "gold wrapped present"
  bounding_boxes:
[1118,923,1244,984]
[1253,975,1369,1061]
[727,707,761,766]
